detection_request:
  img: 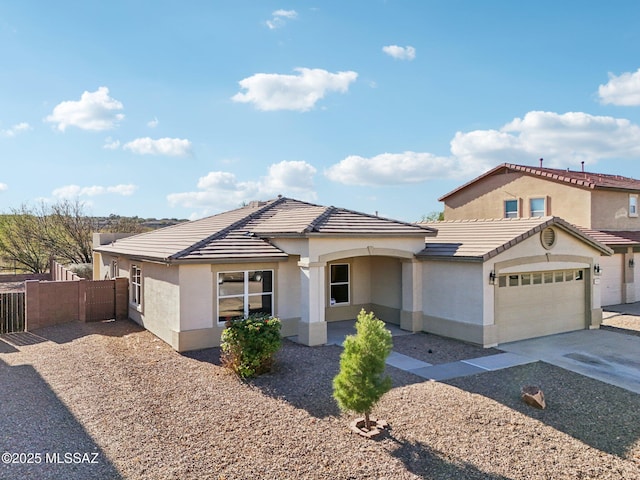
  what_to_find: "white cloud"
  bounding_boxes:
[326,110,640,186]
[123,137,192,156]
[52,184,137,199]
[232,68,358,111]
[0,183,7,192]
[103,137,120,150]
[147,117,159,128]
[107,184,137,196]
[45,87,124,131]
[325,152,474,186]
[382,45,416,61]
[599,68,640,106]
[168,160,317,212]
[454,111,640,167]
[266,9,298,29]
[0,122,31,137]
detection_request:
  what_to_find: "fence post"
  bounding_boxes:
[115,277,129,320]
[25,280,41,331]
[78,279,87,322]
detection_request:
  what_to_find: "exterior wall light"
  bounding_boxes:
[594,264,601,275]
[489,271,496,284]
[629,258,635,268]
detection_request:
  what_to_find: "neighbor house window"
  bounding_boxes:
[630,194,638,217]
[330,264,350,306]
[131,264,142,307]
[504,200,518,218]
[530,198,545,217]
[218,270,273,323]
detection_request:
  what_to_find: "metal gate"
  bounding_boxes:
[0,292,25,334]
[86,280,116,322]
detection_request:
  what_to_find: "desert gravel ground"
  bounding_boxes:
[1,319,640,480]
[602,313,640,336]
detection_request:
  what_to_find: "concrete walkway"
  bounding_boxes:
[326,320,535,382]
[327,318,640,392]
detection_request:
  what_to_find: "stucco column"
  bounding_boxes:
[297,261,327,346]
[623,247,637,304]
[400,260,423,332]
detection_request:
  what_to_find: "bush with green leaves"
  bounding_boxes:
[220,314,282,378]
[333,309,393,431]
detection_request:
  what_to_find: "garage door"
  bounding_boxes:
[496,269,586,344]
[600,254,623,306]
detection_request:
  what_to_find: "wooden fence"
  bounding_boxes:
[51,260,82,281]
[0,292,25,334]
[25,278,128,330]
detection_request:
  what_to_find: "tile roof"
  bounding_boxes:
[575,228,640,247]
[95,197,436,263]
[439,163,640,201]
[417,217,612,261]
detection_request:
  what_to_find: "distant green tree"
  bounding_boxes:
[0,207,51,273]
[0,200,96,272]
[49,199,96,263]
[333,309,393,431]
[420,211,444,222]
[102,215,149,234]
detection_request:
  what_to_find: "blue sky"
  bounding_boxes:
[2,1,640,222]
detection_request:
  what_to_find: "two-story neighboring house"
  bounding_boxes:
[439,162,640,306]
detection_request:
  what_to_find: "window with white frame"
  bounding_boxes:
[131,264,142,306]
[504,199,518,219]
[217,270,273,323]
[329,264,350,305]
[630,194,638,217]
[530,197,545,217]
[110,260,118,279]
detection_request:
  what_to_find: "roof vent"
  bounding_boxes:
[540,227,556,250]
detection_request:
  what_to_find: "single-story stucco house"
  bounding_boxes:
[93,197,612,351]
[93,197,437,351]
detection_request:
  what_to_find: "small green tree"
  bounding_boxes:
[420,210,444,222]
[333,309,393,431]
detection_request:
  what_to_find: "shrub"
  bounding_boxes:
[220,314,282,378]
[333,309,393,430]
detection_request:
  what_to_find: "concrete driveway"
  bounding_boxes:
[499,328,640,394]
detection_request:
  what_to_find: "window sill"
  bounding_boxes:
[130,303,143,313]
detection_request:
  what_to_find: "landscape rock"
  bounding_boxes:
[521,385,546,409]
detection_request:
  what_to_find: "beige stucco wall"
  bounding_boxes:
[422,260,483,324]
[371,256,402,311]
[139,262,181,345]
[275,257,302,324]
[178,264,214,331]
[325,255,403,324]
[591,190,640,230]
[307,236,425,264]
[92,252,108,280]
[443,173,592,226]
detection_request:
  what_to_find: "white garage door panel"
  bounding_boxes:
[497,271,585,344]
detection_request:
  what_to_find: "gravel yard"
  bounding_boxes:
[602,313,640,336]
[1,320,640,479]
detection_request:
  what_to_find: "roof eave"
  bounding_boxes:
[417,254,484,263]
[304,231,436,238]
[169,255,290,265]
